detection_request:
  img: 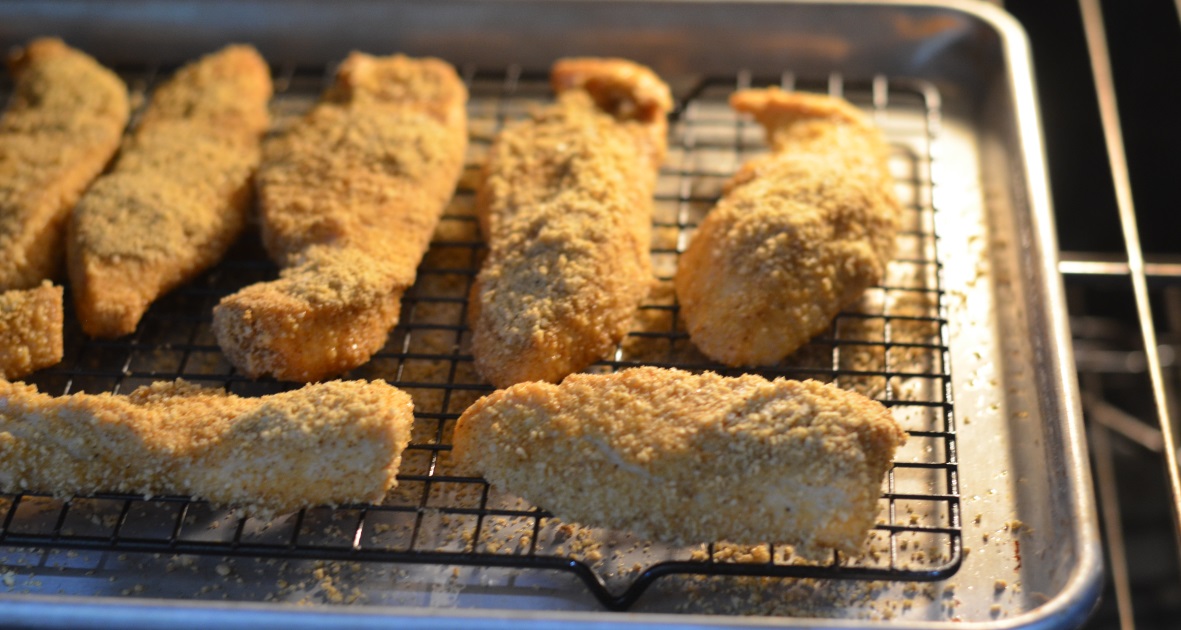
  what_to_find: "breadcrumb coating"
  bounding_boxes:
[214,53,468,382]
[0,38,128,290]
[470,58,671,387]
[453,367,906,555]
[0,379,414,515]
[0,282,63,379]
[68,45,271,338]
[675,89,901,366]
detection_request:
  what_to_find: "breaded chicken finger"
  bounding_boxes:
[0,38,129,291]
[213,53,468,382]
[0,282,63,380]
[0,379,414,515]
[470,58,672,387]
[68,45,272,338]
[675,89,901,366]
[453,367,906,555]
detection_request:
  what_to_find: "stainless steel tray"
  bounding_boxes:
[0,1,1102,627]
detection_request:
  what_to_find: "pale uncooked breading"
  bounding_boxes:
[214,53,468,382]
[470,58,671,387]
[0,38,128,291]
[0,379,414,515]
[0,282,63,380]
[453,366,906,556]
[675,89,901,366]
[68,45,271,338]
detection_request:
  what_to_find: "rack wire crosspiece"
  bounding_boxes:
[0,64,961,610]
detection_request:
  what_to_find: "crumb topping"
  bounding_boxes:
[675,89,901,366]
[0,38,128,290]
[214,53,467,382]
[68,45,271,338]
[453,367,906,556]
[0,282,63,379]
[470,59,670,387]
[0,378,414,516]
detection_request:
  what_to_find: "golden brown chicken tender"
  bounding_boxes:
[453,367,905,555]
[0,378,414,515]
[470,58,671,387]
[213,53,468,382]
[675,89,900,366]
[68,45,271,338]
[0,38,128,291]
[0,282,63,380]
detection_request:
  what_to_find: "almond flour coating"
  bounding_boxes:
[675,89,901,366]
[0,282,63,380]
[0,38,128,290]
[68,45,271,338]
[470,58,671,387]
[214,53,468,382]
[453,367,906,556]
[0,379,414,515]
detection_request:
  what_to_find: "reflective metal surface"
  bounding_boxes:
[0,1,1102,627]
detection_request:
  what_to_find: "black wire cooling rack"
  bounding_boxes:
[0,63,961,610]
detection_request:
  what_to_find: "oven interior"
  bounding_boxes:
[1010,0,1181,626]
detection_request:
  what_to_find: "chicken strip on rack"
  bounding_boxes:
[0,378,414,516]
[0,38,129,291]
[0,282,63,380]
[453,367,906,555]
[470,58,672,387]
[675,89,901,366]
[213,53,468,382]
[68,45,272,338]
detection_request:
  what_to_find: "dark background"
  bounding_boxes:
[1006,1,1181,627]
[1008,0,1180,256]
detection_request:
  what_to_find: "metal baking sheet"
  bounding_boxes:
[0,1,1102,628]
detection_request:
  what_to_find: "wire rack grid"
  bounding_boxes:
[0,61,961,611]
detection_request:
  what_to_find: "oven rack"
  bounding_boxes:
[1053,0,1181,625]
[0,63,961,611]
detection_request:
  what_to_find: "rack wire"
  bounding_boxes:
[0,62,961,610]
